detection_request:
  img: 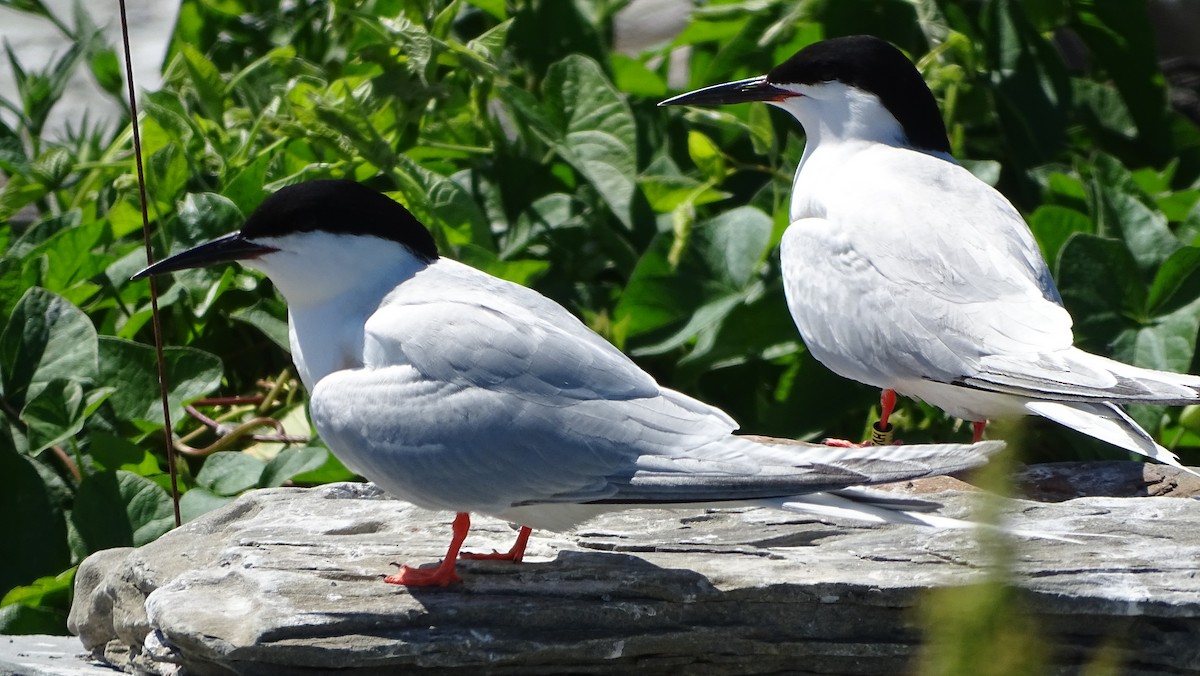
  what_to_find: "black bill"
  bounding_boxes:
[658,75,793,107]
[131,231,278,280]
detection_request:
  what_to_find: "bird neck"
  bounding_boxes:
[777,84,910,153]
[246,233,431,389]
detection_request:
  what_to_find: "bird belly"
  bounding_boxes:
[897,379,1032,422]
[779,220,906,390]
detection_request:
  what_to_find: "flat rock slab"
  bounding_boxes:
[68,472,1200,675]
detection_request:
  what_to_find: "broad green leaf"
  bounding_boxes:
[148,143,189,205]
[1112,297,1200,376]
[0,442,70,594]
[0,287,98,404]
[1147,247,1200,316]
[983,0,1071,168]
[1057,233,1146,352]
[290,446,359,484]
[260,446,328,488]
[1,568,73,609]
[1028,205,1092,269]
[391,158,493,250]
[618,206,771,338]
[610,54,666,98]
[1071,2,1172,162]
[88,431,162,475]
[639,175,730,213]
[0,601,67,635]
[20,378,84,454]
[173,192,244,250]
[97,337,223,425]
[88,46,122,95]
[230,299,291,352]
[543,54,638,228]
[21,217,110,297]
[696,206,773,287]
[180,486,235,524]
[72,470,175,552]
[687,130,725,182]
[455,244,550,286]
[196,450,266,496]
[1087,154,1180,272]
[179,43,226,119]
[1,567,75,633]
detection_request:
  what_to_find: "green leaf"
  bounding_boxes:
[1087,154,1181,272]
[390,159,492,250]
[88,431,162,475]
[618,206,772,338]
[0,601,67,635]
[179,486,236,523]
[542,54,638,228]
[687,130,725,182]
[96,337,223,425]
[0,287,98,405]
[88,47,122,96]
[1147,247,1200,317]
[21,217,110,297]
[610,54,666,97]
[259,446,328,488]
[196,451,265,496]
[179,43,226,119]
[1057,233,1146,352]
[230,299,291,352]
[1071,2,1172,162]
[983,0,1071,167]
[19,378,84,454]
[0,442,70,594]
[289,447,358,484]
[1028,205,1092,269]
[1,567,75,633]
[1,568,73,609]
[72,470,175,552]
[455,244,550,286]
[173,192,244,250]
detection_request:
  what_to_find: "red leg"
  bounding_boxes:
[878,389,897,428]
[826,389,901,447]
[972,420,987,443]
[385,512,470,587]
[461,526,533,563]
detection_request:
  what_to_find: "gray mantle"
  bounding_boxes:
[66,464,1200,675]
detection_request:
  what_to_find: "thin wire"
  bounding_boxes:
[118,0,181,528]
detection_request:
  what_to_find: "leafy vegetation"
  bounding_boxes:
[1,0,1198,653]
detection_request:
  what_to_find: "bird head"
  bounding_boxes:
[659,35,950,156]
[133,180,439,304]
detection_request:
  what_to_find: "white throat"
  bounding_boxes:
[771,82,909,152]
[244,231,430,389]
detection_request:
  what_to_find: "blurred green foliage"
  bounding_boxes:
[1,0,1198,649]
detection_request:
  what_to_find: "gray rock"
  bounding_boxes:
[0,634,115,676]
[1012,460,1200,501]
[68,472,1200,675]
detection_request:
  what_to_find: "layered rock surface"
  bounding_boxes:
[67,465,1200,675]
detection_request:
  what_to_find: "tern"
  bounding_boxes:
[660,35,1200,472]
[134,179,1005,587]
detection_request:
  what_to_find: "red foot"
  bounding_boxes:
[822,437,869,448]
[383,512,470,587]
[385,561,461,587]
[461,526,532,563]
[972,420,987,443]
